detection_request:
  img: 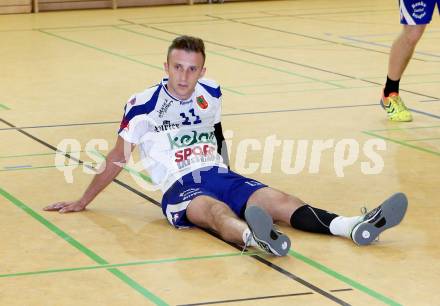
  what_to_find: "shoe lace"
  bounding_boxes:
[389,95,408,112]
[241,232,253,255]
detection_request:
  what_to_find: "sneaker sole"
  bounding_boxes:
[244,206,291,256]
[352,193,408,245]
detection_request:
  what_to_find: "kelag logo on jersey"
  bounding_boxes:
[196,95,208,109]
[168,130,216,149]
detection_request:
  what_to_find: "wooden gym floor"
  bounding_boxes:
[0,0,439,305]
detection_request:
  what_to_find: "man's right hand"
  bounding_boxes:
[43,200,87,213]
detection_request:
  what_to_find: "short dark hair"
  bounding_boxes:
[167,35,206,63]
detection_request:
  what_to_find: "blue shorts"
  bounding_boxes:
[400,0,440,24]
[161,166,267,228]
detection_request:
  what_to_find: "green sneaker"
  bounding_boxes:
[380,92,412,122]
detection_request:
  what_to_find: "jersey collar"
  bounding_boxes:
[161,78,195,104]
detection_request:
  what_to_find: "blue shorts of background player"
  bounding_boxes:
[400,0,440,24]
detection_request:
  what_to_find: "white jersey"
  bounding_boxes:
[118,77,227,192]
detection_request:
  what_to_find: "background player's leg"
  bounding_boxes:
[387,24,426,82]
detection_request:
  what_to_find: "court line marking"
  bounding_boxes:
[340,36,440,59]
[1,116,408,305]
[115,24,343,89]
[1,14,430,304]
[21,24,440,101]
[420,99,440,103]
[368,125,440,132]
[203,14,421,61]
[0,187,168,306]
[0,155,353,305]
[3,165,32,169]
[0,118,351,306]
[0,103,10,110]
[37,29,164,70]
[176,291,315,306]
[362,131,440,158]
[0,121,119,131]
[127,17,438,101]
[246,254,350,305]
[1,106,438,134]
[89,149,153,183]
[130,20,440,100]
[0,150,85,159]
[0,251,261,279]
[406,137,440,142]
[409,108,440,120]
[65,151,402,305]
[0,103,379,132]
[1,163,96,171]
[0,116,160,230]
[128,22,346,88]
[39,27,245,96]
[289,250,401,306]
[0,5,391,33]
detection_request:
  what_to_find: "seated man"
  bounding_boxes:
[44,35,408,256]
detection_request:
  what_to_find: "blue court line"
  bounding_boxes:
[340,36,440,59]
[420,99,440,103]
[115,24,343,89]
[0,187,169,306]
[0,106,437,132]
[0,103,378,131]
[3,165,32,170]
[0,121,119,131]
[222,103,376,117]
[0,150,85,159]
[344,29,440,38]
[0,164,89,172]
[409,108,440,120]
[368,125,440,132]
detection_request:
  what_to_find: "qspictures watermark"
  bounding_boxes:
[54,131,386,189]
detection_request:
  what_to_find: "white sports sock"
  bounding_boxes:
[329,216,362,238]
[242,228,257,247]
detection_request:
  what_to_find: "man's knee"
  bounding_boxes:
[209,201,234,220]
[187,196,232,227]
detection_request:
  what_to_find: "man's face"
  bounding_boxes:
[164,49,206,100]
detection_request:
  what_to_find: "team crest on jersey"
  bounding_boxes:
[196,95,208,110]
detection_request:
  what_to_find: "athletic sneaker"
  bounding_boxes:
[351,193,408,245]
[244,206,291,256]
[380,92,412,122]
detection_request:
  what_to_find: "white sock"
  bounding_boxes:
[242,228,257,247]
[329,216,362,238]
